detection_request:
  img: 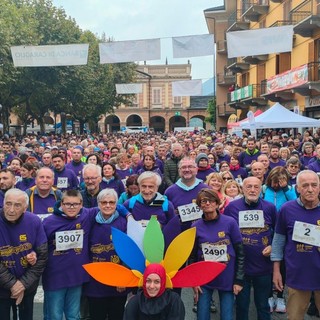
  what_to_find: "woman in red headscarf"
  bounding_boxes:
[123,263,185,319]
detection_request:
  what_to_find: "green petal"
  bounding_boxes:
[143,215,164,263]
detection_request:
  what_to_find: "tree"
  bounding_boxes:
[205,97,216,130]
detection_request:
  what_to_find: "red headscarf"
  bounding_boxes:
[143,263,166,298]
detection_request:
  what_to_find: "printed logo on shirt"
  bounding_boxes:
[48,207,54,213]
[19,234,27,242]
[111,255,120,264]
[76,223,81,229]
[20,256,28,267]
[317,220,320,226]
[192,199,196,203]
[262,236,269,246]
[218,231,225,238]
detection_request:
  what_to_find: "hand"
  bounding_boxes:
[273,270,284,292]
[233,284,243,295]
[278,177,288,188]
[193,286,202,304]
[11,280,25,299]
[262,245,272,257]
[26,251,37,266]
[15,291,24,305]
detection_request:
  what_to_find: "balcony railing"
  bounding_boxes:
[227,10,250,31]
[227,84,266,106]
[217,104,235,116]
[241,0,269,22]
[269,20,295,27]
[290,0,320,37]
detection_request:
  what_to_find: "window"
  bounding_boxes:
[173,96,182,107]
[152,88,162,104]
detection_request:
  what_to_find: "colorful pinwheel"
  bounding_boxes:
[83,216,226,288]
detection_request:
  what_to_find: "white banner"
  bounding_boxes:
[99,39,161,64]
[11,44,89,67]
[116,83,143,94]
[227,26,293,58]
[172,79,202,96]
[172,34,214,58]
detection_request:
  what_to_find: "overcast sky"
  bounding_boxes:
[51,0,224,80]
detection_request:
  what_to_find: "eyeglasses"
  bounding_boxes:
[208,157,214,160]
[84,177,99,182]
[200,199,216,205]
[62,202,81,208]
[99,200,116,206]
[221,165,229,168]
[223,177,233,181]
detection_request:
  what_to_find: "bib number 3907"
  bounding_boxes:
[55,229,84,251]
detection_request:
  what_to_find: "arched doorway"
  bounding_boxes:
[126,114,142,126]
[169,116,186,131]
[190,115,206,129]
[105,115,120,133]
[150,116,165,132]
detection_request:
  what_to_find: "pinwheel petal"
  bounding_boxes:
[111,227,145,273]
[143,215,164,263]
[163,228,196,274]
[83,262,140,287]
[171,261,226,288]
[127,215,145,253]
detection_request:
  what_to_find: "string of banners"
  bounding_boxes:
[11,34,214,67]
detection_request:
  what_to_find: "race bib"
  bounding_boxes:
[292,221,320,247]
[178,203,203,222]
[201,243,228,262]
[239,210,264,228]
[57,177,68,188]
[55,229,84,251]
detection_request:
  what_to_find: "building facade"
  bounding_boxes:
[204,0,320,129]
[98,63,210,133]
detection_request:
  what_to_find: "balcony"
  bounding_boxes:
[217,104,235,116]
[261,62,320,99]
[260,80,295,102]
[242,54,268,65]
[290,0,320,37]
[227,84,267,107]
[217,40,227,54]
[217,69,236,86]
[227,58,250,73]
[242,0,270,22]
[227,10,250,32]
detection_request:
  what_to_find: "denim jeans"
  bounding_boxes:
[236,274,271,320]
[197,287,235,320]
[45,285,82,320]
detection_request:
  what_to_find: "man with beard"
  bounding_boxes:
[269,145,286,169]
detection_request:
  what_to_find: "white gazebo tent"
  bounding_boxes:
[240,103,320,129]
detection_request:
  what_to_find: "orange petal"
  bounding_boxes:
[83,262,140,287]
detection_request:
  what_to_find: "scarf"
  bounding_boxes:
[176,178,203,191]
[95,210,119,224]
[197,165,211,171]
[229,164,240,171]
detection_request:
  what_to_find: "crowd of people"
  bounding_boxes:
[0,127,320,320]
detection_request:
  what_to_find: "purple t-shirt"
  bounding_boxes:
[276,200,320,290]
[54,168,79,191]
[0,211,47,297]
[193,214,243,291]
[42,207,97,291]
[224,198,276,276]
[83,216,128,297]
